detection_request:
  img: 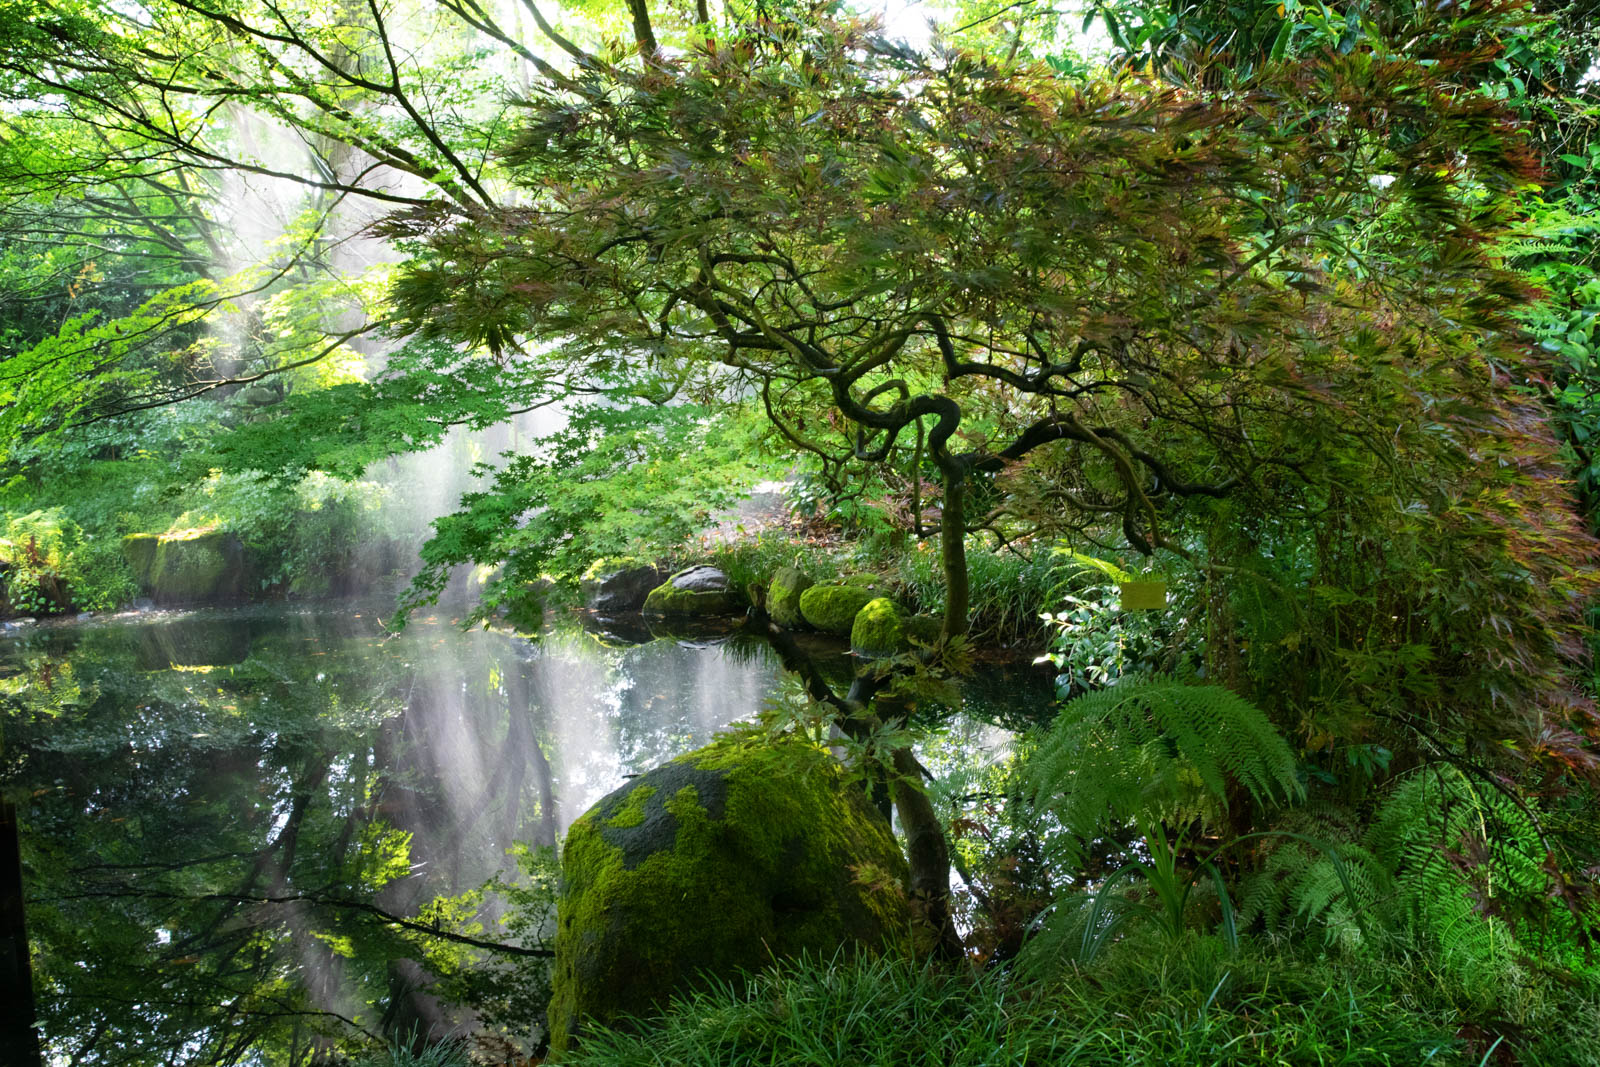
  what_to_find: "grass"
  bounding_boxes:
[351,1036,471,1067]
[704,533,845,598]
[893,541,1081,646]
[553,938,1565,1067]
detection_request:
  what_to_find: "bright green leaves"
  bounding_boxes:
[0,280,218,452]
[398,402,771,625]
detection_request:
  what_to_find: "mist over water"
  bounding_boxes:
[0,602,1049,1059]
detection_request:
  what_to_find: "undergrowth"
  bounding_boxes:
[557,942,1550,1066]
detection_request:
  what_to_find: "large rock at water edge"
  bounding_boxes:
[641,565,743,616]
[767,566,814,628]
[850,597,909,656]
[122,527,246,604]
[798,583,878,635]
[548,736,911,1053]
[581,558,665,613]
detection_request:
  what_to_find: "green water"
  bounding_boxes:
[0,604,1052,1064]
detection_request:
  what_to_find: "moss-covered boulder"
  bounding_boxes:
[549,736,911,1053]
[581,557,665,613]
[850,597,910,656]
[843,572,893,593]
[122,527,246,604]
[767,566,814,628]
[121,534,160,587]
[641,565,744,616]
[798,583,878,635]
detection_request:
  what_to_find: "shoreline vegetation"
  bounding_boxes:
[7,0,1600,1062]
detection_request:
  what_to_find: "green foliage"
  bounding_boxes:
[399,403,767,625]
[560,946,1499,1066]
[1025,677,1303,867]
[0,508,79,614]
[894,541,1079,646]
[1037,553,1192,691]
[562,953,1049,1067]
[1237,806,1392,953]
[1365,768,1564,993]
[350,1037,470,1067]
[706,535,841,600]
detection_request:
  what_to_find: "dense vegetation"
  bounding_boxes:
[7,0,1600,1062]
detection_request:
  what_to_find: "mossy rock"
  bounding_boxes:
[581,557,664,613]
[641,565,744,616]
[843,572,892,592]
[850,597,910,656]
[124,527,245,604]
[549,736,911,1053]
[121,534,160,587]
[798,583,878,635]
[768,566,814,628]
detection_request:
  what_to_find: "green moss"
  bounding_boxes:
[768,566,814,628]
[120,534,160,587]
[126,527,241,603]
[149,529,230,602]
[798,584,878,635]
[549,735,911,1054]
[641,582,742,616]
[850,597,908,656]
[604,784,657,829]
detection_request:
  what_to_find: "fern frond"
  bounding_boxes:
[1024,677,1302,867]
[1238,811,1391,952]
[1365,766,1549,992]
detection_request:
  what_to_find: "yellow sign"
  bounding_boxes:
[1118,580,1168,610]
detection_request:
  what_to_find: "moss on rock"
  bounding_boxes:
[641,565,744,616]
[850,597,910,656]
[121,534,160,587]
[798,583,878,635]
[549,735,911,1053]
[768,566,814,628]
[123,527,244,603]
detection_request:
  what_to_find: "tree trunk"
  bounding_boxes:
[939,468,969,641]
[0,801,43,1067]
[890,747,964,960]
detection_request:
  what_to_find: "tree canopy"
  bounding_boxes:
[5,0,1600,1047]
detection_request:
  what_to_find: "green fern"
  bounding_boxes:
[1364,766,1549,993]
[1024,676,1302,867]
[1239,806,1391,951]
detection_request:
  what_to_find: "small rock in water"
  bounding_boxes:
[2,618,37,629]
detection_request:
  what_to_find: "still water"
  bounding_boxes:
[0,604,1052,1065]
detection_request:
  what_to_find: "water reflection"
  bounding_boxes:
[0,605,1053,1064]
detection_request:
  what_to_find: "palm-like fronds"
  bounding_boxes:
[1024,677,1302,866]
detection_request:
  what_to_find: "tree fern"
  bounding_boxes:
[1023,677,1302,868]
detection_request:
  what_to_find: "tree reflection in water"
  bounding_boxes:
[0,605,1049,1064]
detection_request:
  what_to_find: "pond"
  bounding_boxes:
[0,603,1054,1065]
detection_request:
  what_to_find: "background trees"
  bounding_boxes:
[4,0,1600,1057]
